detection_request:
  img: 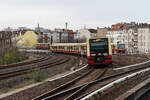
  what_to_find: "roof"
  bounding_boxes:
[88,29,97,33]
[109,24,126,31]
[51,43,86,46]
[67,30,73,34]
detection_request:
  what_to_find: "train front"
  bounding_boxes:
[87,37,112,65]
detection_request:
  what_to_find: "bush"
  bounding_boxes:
[28,68,45,82]
[0,48,28,65]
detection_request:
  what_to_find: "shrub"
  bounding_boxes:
[28,68,45,82]
[0,48,28,65]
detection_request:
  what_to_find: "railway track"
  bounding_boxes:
[32,67,108,100]
[33,63,150,100]
[0,55,51,69]
[0,56,56,74]
[0,55,70,81]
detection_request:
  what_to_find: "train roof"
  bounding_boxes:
[51,43,86,46]
[88,36,109,39]
[36,43,50,44]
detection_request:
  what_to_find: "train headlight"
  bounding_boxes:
[98,53,101,56]
[103,53,108,56]
[91,54,96,56]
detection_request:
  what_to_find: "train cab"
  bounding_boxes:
[87,37,112,65]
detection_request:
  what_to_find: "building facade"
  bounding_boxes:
[78,28,97,43]
[97,27,108,37]
[107,24,126,44]
[125,27,138,54]
[74,30,80,43]
[51,29,68,43]
[138,26,150,54]
[0,31,12,47]
[67,30,74,43]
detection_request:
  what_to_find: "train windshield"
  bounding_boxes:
[90,38,108,53]
[118,44,125,49]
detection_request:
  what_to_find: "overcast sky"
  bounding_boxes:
[0,0,150,30]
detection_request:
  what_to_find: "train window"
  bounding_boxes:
[73,46,75,51]
[74,46,77,50]
[70,46,72,50]
[83,46,86,51]
[74,46,76,50]
[69,46,71,50]
[65,46,67,50]
[71,46,73,50]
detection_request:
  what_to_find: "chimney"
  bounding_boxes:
[65,22,68,30]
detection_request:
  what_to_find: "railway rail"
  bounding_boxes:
[32,67,108,100]
[33,62,150,100]
[0,55,70,81]
[0,55,50,69]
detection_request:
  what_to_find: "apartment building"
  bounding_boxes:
[0,31,12,47]
[88,29,97,38]
[74,31,80,43]
[137,25,150,54]
[67,30,74,43]
[125,27,138,54]
[97,27,108,37]
[51,29,68,43]
[78,28,97,42]
[107,24,126,44]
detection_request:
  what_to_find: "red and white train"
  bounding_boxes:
[36,43,50,50]
[36,37,112,65]
[112,43,126,54]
